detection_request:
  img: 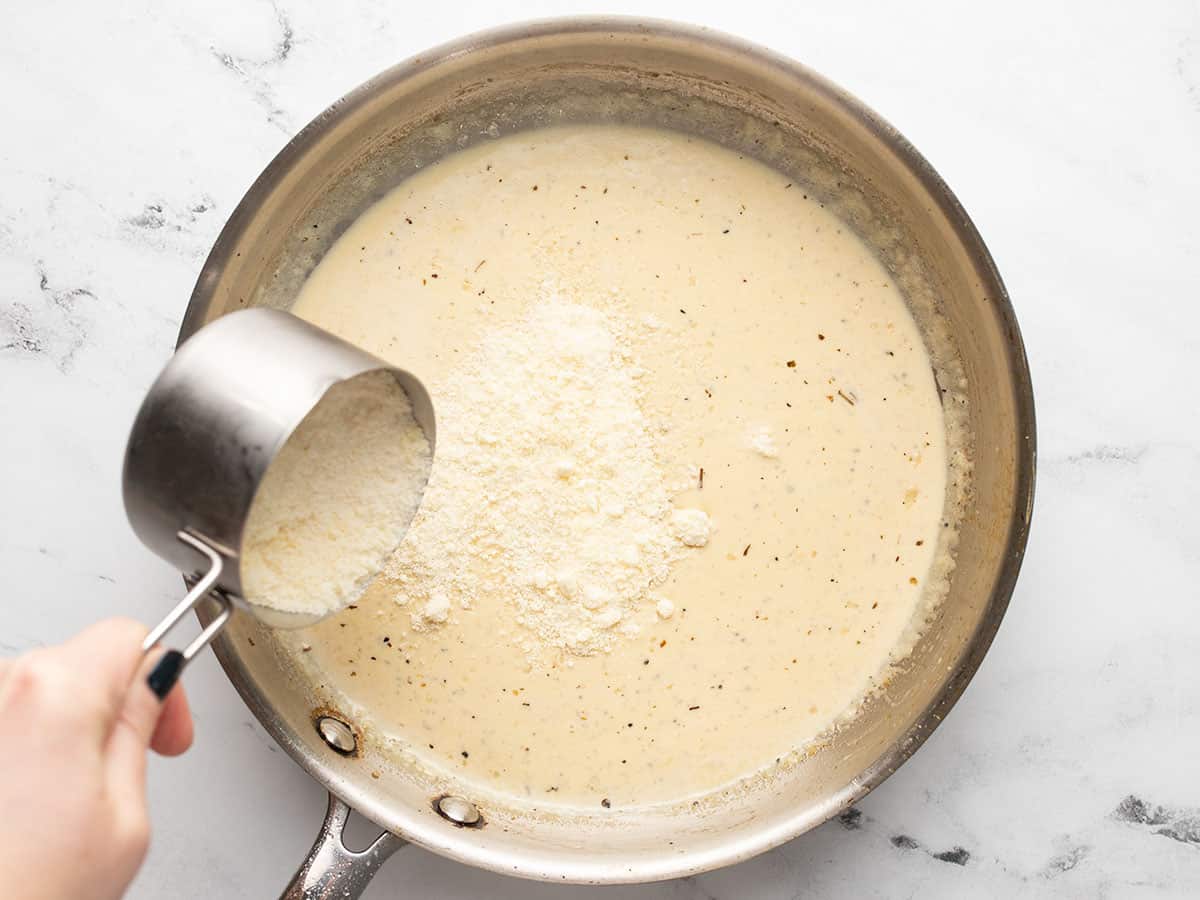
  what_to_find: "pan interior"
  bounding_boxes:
[192,21,1029,883]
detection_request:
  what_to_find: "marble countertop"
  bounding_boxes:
[3,1,1198,897]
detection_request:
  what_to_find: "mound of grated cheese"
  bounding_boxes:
[387,299,708,656]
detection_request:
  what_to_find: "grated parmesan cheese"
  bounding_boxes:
[671,507,712,548]
[386,299,706,656]
[241,370,432,616]
[748,424,780,458]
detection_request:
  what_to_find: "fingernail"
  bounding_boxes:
[146,650,185,700]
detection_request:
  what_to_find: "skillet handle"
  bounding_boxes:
[280,793,406,900]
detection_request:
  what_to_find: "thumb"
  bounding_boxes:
[105,651,169,807]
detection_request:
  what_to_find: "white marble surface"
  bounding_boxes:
[2,0,1198,897]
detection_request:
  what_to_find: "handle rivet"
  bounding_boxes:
[436,795,481,826]
[316,715,357,754]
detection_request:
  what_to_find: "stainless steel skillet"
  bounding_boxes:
[177,16,1035,897]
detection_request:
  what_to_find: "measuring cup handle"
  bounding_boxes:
[280,794,406,900]
[142,531,234,698]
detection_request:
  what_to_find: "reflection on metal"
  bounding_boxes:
[141,532,234,699]
[280,794,406,900]
[435,795,483,827]
[316,715,358,755]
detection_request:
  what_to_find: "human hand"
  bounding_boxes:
[0,619,194,900]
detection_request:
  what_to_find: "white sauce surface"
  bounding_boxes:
[285,125,950,809]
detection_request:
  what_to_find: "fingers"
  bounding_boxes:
[104,653,166,807]
[106,650,196,805]
[20,619,194,809]
[150,683,194,757]
[51,618,149,738]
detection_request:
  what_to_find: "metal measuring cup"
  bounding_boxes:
[123,308,434,698]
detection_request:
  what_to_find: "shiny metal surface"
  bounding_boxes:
[316,715,358,756]
[123,307,434,627]
[435,796,482,828]
[140,532,233,698]
[280,795,406,900]
[182,16,1035,890]
[141,532,227,652]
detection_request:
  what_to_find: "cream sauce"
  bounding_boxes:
[285,126,949,809]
